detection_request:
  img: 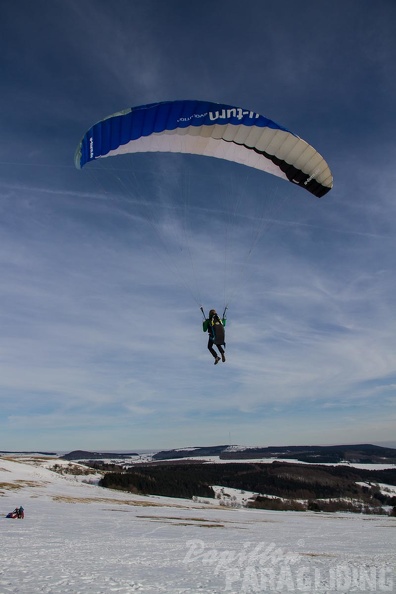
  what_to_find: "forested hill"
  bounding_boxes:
[153,443,396,464]
[99,460,396,514]
[61,450,138,460]
[153,445,229,460]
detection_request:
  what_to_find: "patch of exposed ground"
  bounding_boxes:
[0,480,45,491]
[299,552,337,558]
[137,515,225,528]
[52,495,193,508]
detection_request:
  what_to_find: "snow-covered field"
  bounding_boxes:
[1,456,395,593]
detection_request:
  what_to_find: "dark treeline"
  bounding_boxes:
[220,444,396,464]
[98,462,396,512]
[100,465,215,499]
[252,495,395,515]
[152,443,396,464]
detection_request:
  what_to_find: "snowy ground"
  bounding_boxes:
[1,456,395,593]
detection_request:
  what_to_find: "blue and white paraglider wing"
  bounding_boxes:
[75,100,332,197]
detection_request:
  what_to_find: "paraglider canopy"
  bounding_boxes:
[75,100,333,198]
[74,100,333,311]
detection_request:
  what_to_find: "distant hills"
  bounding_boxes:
[61,450,138,460]
[153,445,228,460]
[0,450,57,456]
[58,443,396,514]
[58,443,396,464]
[99,459,396,514]
[153,443,396,464]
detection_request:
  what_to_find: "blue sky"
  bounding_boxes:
[1,0,396,451]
